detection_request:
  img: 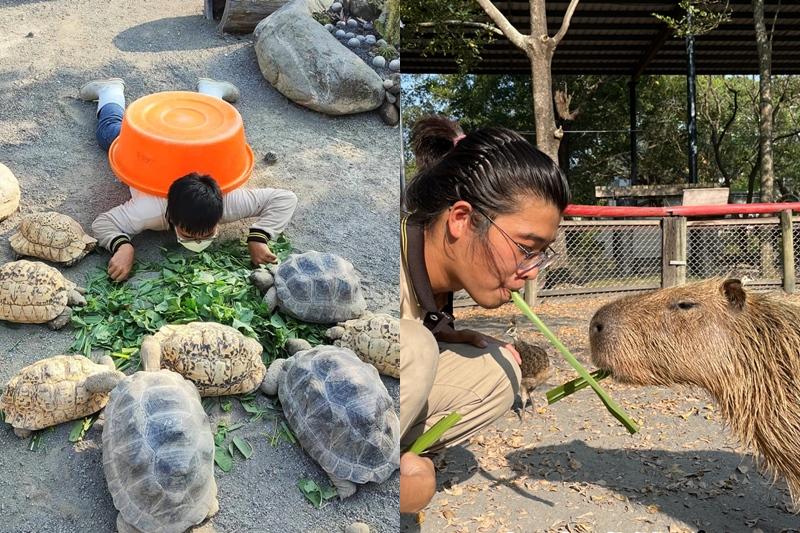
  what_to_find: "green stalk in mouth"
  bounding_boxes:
[510,292,639,434]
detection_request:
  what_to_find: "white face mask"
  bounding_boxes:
[175,228,217,253]
[178,239,214,253]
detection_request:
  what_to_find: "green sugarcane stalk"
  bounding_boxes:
[407,412,463,454]
[546,369,611,404]
[511,292,639,434]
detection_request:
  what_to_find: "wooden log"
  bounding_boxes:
[218,0,289,34]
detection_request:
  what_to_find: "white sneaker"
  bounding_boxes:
[78,78,125,101]
[197,78,240,103]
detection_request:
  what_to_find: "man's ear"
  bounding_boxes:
[445,200,475,240]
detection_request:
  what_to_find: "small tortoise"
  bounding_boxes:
[1,354,124,438]
[0,162,20,221]
[0,260,86,329]
[250,251,367,324]
[10,211,97,266]
[151,321,266,396]
[103,337,218,533]
[326,312,399,378]
[514,331,551,420]
[262,345,399,498]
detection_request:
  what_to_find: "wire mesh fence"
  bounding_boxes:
[536,216,791,299]
[687,220,782,283]
[538,221,661,296]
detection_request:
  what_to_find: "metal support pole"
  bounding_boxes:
[686,10,698,184]
[629,77,638,186]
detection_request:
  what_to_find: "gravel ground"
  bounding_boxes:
[0,1,399,531]
[402,296,800,533]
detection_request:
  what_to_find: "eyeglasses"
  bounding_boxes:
[474,207,558,274]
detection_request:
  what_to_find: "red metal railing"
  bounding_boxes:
[563,202,800,218]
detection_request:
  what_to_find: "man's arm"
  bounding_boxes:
[92,194,169,252]
[91,193,168,280]
[222,188,298,264]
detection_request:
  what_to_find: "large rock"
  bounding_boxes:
[254,0,385,116]
[344,0,383,21]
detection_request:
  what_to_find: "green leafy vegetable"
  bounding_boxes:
[71,238,325,369]
[68,416,94,443]
[297,478,338,508]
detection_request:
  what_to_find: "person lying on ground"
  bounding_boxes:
[78,77,297,281]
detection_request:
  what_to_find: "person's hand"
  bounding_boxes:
[436,328,522,365]
[108,243,135,282]
[248,241,277,265]
[400,452,436,514]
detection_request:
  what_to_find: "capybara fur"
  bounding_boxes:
[589,278,800,507]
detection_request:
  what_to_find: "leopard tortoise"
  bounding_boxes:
[151,321,266,396]
[0,260,86,329]
[1,354,123,438]
[325,312,399,378]
[10,211,97,266]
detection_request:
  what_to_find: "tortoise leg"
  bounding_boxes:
[68,289,87,306]
[263,287,278,314]
[116,513,144,533]
[330,475,357,499]
[13,427,32,439]
[47,308,72,330]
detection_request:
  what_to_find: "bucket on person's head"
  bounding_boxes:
[108,91,254,197]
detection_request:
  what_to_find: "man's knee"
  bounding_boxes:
[400,319,439,439]
[400,319,438,374]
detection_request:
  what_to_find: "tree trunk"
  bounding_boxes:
[529,52,559,161]
[753,0,775,202]
[528,0,560,161]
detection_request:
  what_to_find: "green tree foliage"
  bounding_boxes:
[402,73,800,204]
[400,0,498,69]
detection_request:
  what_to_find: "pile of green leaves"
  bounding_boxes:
[71,237,326,371]
[213,420,253,473]
[297,478,338,508]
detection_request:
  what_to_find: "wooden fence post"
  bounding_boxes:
[781,209,795,293]
[662,216,687,288]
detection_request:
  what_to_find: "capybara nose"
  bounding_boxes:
[589,307,610,340]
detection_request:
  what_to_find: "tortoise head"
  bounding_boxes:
[140,336,162,372]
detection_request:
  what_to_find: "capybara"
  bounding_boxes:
[589,278,800,506]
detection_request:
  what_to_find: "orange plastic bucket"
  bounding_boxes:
[108,91,254,197]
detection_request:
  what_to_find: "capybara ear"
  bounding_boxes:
[721,278,746,310]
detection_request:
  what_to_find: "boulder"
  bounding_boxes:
[344,0,383,21]
[254,0,385,115]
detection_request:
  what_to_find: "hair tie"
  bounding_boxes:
[453,134,466,146]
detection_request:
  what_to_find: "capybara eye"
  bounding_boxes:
[675,301,698,310]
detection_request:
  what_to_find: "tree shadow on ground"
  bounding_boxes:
[505,440,798,532]
[113,15,235,53]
